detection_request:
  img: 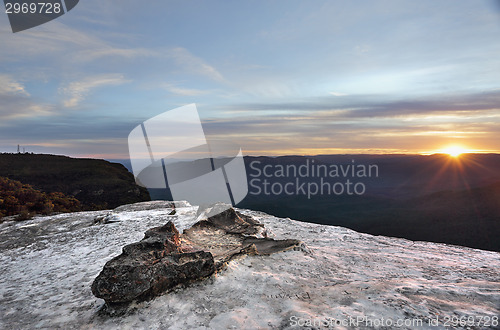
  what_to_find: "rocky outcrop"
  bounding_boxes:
[91,205,303,305]
[91,222,215,304]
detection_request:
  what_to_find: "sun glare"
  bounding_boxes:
[441,146,466,157]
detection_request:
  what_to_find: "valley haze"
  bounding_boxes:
[130,153,500,252]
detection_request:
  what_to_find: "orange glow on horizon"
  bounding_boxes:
[441,146,466,158]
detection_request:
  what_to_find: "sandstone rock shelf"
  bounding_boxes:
[0,201,498,329]
[92,205,303,305]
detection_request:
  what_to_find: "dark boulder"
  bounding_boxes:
[91,222,215,304]
[92,205,304,305]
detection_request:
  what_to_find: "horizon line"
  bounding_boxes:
[3,151,500,160]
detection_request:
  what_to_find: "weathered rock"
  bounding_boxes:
[91,222,215,304]
[183,214,302,269]
[93,213,120,225]
[204,207,264,235]
[112,200,189,212]
[92,205,303,305]
[196,203,267,237]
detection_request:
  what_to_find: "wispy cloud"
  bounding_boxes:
[60,74,130,108]
[1,0,499,156]
[329,92,348,97]
[225,90,500,118]
[0,97,53,122]
[198,90,500,155]
[75,47,160,62]
[162,83,208,96]
[0,21,158,63]
[0,74,30,96]
[167,47,225,82]
[0,74,53,121]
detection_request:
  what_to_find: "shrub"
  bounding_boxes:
[0,176,81,219]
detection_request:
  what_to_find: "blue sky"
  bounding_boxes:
[1,0,500,158]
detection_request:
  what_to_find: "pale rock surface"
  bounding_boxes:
[0,201,499,329]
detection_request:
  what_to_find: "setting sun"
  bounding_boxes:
[441,146,467,157]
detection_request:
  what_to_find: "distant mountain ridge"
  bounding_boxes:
[244,153,500,197]
[111,153,500,251]
[0,154,150,210]
[238,154,500,252]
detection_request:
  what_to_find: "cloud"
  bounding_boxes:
[202,111,500,156]
[329,92,347,97]
[0,96,53,122]
[225,90,500,119]
[0,23,97,59]
[0,75,53,121]
[167,47,225,82]
[340,91,500,119]
[162,84,208,96]
[197,90,500,155]
[60,74,130,108]
[0,112,140,157]
[0,74,30,96]
[1,21,225,94]
[74,47,160,63]
[0,21,158,63]
[81,46,224,83]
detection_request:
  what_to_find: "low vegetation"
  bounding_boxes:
[0,176,81,221]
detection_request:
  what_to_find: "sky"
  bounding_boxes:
[1,0,500,158]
